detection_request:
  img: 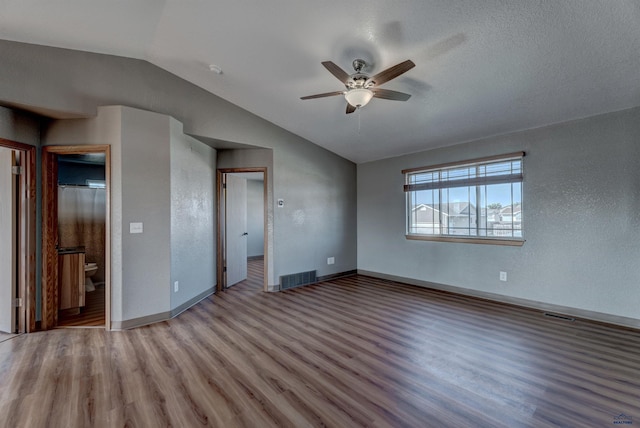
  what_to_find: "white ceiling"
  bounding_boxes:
[1,1,640,163]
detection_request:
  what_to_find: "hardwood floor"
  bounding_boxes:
[0,332,18,343]
[57,284,106,328]
[1,259,639,427]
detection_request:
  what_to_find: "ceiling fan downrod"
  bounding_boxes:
[352,59,366,73]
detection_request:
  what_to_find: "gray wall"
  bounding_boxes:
[170,118,216,309]
[0,107,40,145]
[44,106,176,322]
[247,179,264,258]
[45,106,216,324]
[274,140,357,279]
[358,106,640,326]
[120,107,172,321]
[0,39,357,292]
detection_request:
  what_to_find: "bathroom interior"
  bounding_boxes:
[56,153,106,327]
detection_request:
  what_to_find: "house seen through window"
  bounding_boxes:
[403,152,524,245]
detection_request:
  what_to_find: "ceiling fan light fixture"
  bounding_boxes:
[345,88,374,108]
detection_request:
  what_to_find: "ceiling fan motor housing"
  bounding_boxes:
[346,74,371,90]
[347,59,374,89]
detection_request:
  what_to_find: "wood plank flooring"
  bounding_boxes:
[0,332,18,343]
[1,259,639,427]
[57,284,106,328]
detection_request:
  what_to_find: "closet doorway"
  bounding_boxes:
[42,145,111,330]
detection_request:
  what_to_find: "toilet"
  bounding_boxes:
[84,262,98,292]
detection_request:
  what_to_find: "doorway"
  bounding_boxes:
[217,169,267,292]
[0,138,35,335]
[42,145,111,330]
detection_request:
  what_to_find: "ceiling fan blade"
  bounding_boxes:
[346,103,356,114]
[369,60,415,85]
[372,88,412,101]
[300,91,344,100]
[322,61,350,83]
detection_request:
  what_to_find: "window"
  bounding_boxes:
[403,152,524,245]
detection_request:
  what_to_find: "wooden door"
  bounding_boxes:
[41,149,59,329]
[224,174,247,288]
[0,149,17,332]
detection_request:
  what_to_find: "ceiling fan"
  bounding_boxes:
[301,58,415,114]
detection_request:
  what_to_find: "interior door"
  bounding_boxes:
[224,174,248,288]
[0,149,17,333]
[42,149,59,329]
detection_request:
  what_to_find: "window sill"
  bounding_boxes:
[406,234,525,246]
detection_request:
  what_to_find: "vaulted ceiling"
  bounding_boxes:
[1,1,639,163]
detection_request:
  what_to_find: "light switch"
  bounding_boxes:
[130,222,143,234]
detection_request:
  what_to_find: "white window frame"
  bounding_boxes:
[403,152,525,246]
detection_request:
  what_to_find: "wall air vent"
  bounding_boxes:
[280,270,317,290]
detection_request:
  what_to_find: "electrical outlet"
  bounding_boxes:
[174,281,179,292]
[327,257,335,265]
[499,271,507,282]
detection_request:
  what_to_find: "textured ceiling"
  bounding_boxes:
[1,1,639,163]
